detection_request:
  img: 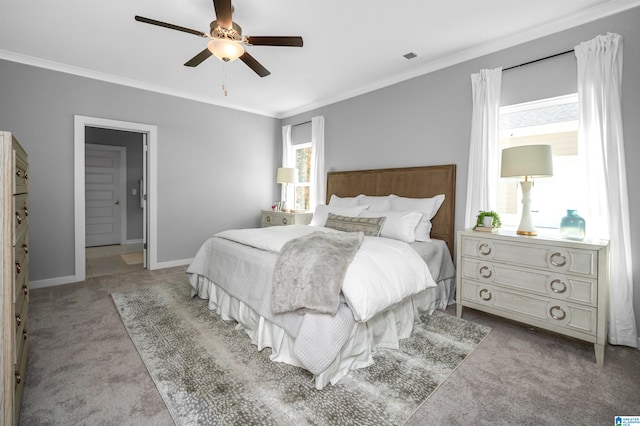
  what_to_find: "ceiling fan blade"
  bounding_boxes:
[239,52,271,78]
[135,16,208,38]
[184,48,213,67]
[246,36,303,47]
[213,0,233,29]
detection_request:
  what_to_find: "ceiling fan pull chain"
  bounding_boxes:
[221,63,228,96]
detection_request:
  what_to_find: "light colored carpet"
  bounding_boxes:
[112,280,491,425]
[121,252,143,265]
[20,266,640,425]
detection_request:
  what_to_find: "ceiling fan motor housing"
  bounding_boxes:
[210,20,244,41]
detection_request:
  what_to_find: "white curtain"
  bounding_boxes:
[575,33,637,347]
[465,68,503,228]
[281,124,295,204]
[310,116,325,211]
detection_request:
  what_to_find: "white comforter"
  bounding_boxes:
[215,225,437,322]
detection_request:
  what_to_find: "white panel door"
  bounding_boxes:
[85,145,124,247]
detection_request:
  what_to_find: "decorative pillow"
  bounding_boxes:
[389,194,445,241]
[310,204,370,227]
[357,195,392,211]
[324,213,386,237]
[328,194,363,207]
[360,210,423,243]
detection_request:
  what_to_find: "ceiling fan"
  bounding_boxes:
[135,0,303,77]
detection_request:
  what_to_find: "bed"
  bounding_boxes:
[187,164,457,389]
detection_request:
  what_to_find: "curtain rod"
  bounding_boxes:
[503,49,574,71]
[291,120,311,127]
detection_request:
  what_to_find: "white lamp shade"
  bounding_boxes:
[207,39,245,62]
[501,145,553,178]
[276,167,298,184]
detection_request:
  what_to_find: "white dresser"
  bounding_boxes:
[261,210,312,228]
[456,229,609,365]
[1,131,30,424]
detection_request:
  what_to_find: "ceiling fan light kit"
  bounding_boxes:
[208,39,244,62]
[135,0,303,77]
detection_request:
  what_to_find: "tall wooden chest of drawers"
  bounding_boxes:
[1,131,30,425]
[456,229,609,365]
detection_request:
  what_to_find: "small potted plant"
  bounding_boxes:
[474,210,501,231]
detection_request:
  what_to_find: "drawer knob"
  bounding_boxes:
[24,206,29,216]
[23,285,29,296]
[15,372,21,385]
[550,252,567,267]
[479,266,492,278]
[282,217,288,225]
[16,262,21,274]
[16,314,22,327]
[16,212,22,224]
[266,216,271,222]
[550,305,567,321]
[550,279,567,294]
[16,170,22,177]
[23,243,29,254]
[23,329,28,341]
[479,288,492,301]
[478,243,492,256]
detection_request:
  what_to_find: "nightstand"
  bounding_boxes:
[456,229,609,365]
[261,210,313,227]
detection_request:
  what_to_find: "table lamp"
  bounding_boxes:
[500,145,553,236]
[276,167,298,212]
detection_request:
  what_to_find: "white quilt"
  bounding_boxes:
[216,225,437,322]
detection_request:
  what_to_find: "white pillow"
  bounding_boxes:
[357,195,391,211]
[328,194,363,207]
[310,204,369,227]
[360,210,423,243]
[389,194,445,241]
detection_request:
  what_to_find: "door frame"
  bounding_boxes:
[85,143,127,246]
[74,115,158,281]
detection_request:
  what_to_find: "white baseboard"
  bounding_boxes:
[29,258,191,288]
[125,239,143,245]
[30,275,82,289]
[150,258,192,270]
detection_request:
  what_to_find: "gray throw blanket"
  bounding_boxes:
[271,231,364,315]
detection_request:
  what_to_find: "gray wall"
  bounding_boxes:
[0,61,280,281]
[283,7,640,336]
[85,127,144,242]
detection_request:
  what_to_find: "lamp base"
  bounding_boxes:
[517,180,538,236]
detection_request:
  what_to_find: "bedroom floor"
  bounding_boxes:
[85,243,144,278]
[20,266,640,425]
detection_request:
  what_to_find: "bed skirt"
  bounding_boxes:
[190,274,455,389]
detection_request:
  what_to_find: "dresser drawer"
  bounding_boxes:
[461,279,597,337]
[14,337,28,421]
[14,193,29,245]
[14,231,28,302]
[14,254,29,312]
[13,142,29,195]
[262,212,291,227]
[461,236,598,277]
[461,258,597,306]
[14,296,29,364]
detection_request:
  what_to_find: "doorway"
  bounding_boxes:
[74,116,158,282]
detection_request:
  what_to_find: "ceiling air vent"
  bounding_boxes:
[403,52,417,60]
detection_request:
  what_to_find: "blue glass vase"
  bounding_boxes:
[560,209,585,241]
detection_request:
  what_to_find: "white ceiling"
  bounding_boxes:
[1,0,639,118]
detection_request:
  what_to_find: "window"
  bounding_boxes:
[498,94,580,230]
[292,142,312,211]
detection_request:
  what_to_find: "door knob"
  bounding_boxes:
[114,200,120,205]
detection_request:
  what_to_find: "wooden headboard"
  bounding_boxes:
[326,164,456,256]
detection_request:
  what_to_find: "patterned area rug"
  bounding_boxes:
[112,281,490,425]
